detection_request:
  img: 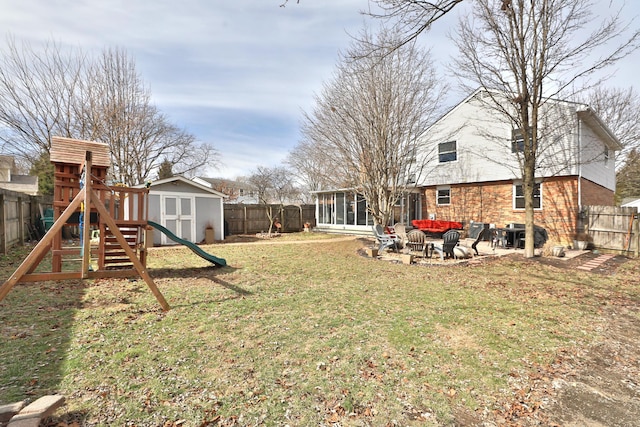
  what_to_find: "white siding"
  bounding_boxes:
[419,94,520,186]
[418,90,615,189]
[148,194,162,246]
[579,119,616,191]
[195,196,224,241]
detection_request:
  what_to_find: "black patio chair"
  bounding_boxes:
[432,230,460,260]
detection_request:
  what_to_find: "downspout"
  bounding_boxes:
[577,115,583,233]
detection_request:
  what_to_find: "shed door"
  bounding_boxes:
[162,196,194,244]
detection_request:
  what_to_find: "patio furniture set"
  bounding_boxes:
[372,224,465,261]
[372,221,548,262]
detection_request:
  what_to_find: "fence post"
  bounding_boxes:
[18,196,26,245]
[0,194,5,255]
[243,205,248,235]
[632,214,640,258]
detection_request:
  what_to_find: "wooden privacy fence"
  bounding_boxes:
[224,204,315,235]
[586,205,639,256]
[0,189,51,254]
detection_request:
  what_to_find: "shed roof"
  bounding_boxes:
[134,176,228,198]
[50,136,111,167]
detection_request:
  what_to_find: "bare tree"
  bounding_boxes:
[86,48,219,186]
[299,27,446,226]
[286,138,350,199]
[367,0,463,51]
[0,39,219,188]
[615,148,640,203]
[247,166,299,233]
[446,0,639,257]
[279,0,300,6]
[0,38,88,164]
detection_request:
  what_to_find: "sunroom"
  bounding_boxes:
[313,188,422,235]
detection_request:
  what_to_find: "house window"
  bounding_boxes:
[604,147,610,166]
[513,182,541,209]
[438,141,457,163]
[437,187,451,205]
[511,129,526,153]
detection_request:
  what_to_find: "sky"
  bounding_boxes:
[0,0,638,180]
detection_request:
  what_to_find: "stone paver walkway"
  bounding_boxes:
[576,253,616,271]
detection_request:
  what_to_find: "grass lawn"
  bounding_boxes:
[1,234,639,426]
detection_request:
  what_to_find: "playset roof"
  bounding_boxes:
[50,136,111,168]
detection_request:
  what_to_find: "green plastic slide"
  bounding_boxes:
[147,221,226,267]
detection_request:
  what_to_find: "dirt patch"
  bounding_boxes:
[545,306,640,426]
[481,305,640,427]
[454,251,638,427]
[388,250,637,426]
[450,307,640,427]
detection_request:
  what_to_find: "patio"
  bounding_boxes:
[370,237,588,266]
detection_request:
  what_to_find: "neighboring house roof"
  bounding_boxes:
[0,154,39,195]
[197,177,259,203]
[0,178,39,196]
[197,177,257,191]
[135,175,228,198]
[0,155,16,170]
[8,175,38,185]
[576,108,622,151]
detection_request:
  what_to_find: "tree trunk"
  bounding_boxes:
[523,157,536,258]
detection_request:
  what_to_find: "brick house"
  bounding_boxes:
[418,89,622,245]
[312,89,620,242]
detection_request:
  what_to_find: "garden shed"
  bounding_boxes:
[138,176,227,245]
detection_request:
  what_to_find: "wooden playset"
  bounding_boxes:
[0,136,170,310]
